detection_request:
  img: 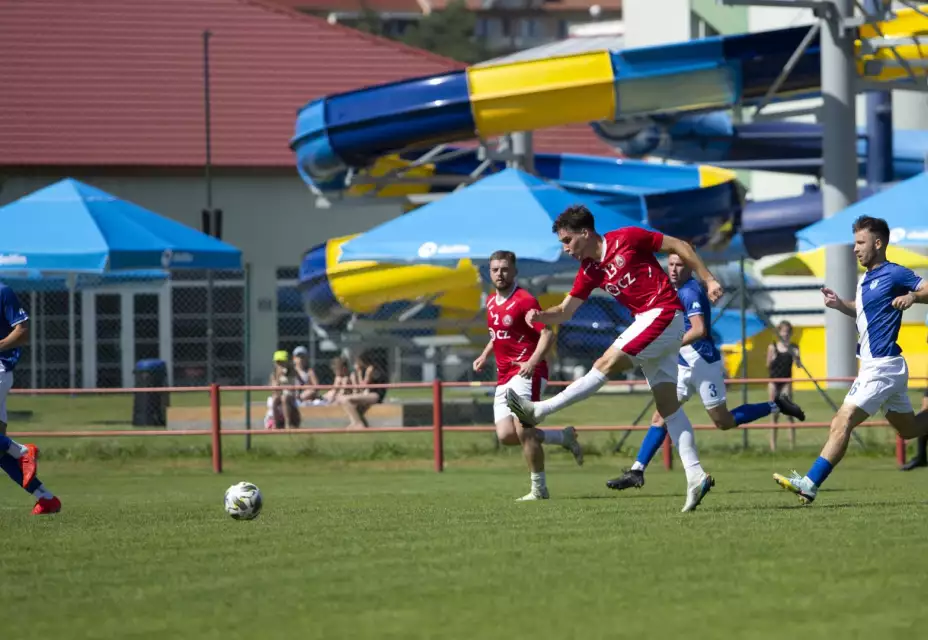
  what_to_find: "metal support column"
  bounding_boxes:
[822,0,860,386]
[509,132,535,173]
[865,0,894,186]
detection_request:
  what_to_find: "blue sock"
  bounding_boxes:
[0,453,24,487]
[0,434,12,452]
[635,426,668,468]
[731,401,775,426]
[807,457,834,487]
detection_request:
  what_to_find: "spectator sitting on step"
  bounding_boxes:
[299,355,355,406]
[337,351,389,429]
[265,350,301,429]
[291,345,322,404]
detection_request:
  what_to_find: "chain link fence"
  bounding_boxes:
[8,262,781,393]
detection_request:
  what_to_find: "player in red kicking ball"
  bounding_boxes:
[506,206,722,512]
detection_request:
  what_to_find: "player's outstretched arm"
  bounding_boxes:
[821,287,856,317]
[681,313,708,347]
[528,296,583,327]
[518,328,555,378]
[660,235,723,301]
[473,339,494,372]
[0,321,28,351]
[892,280,928,311]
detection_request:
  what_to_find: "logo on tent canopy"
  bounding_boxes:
[417,242,470,259]
[0,254,27,267]
[161,250,195,268]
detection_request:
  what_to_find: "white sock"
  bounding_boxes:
[32,484,53,500]
[531,471,546,489]
[7,441,27,459]
[540,429,564,445]
[631,461,645,472]
[664,408,704,482]
[535,369,608,418]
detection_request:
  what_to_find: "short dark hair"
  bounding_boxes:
[852,215,890,245]
[488,250,516,265]
[553,205,596,234]
[777,320,793,333]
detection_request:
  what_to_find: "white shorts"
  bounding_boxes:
[494,374,547,424]
[677,358,727,409]
[844,356,912,416]
[0,370,12,424]
[613,308,685,388]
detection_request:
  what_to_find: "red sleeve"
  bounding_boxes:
[569,264,596,300]
[524,295,546,333]
[623,226,663,253]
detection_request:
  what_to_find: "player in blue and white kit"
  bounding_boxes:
[608,251,806,491]
[775,216,928,504]
[0,282,60,514]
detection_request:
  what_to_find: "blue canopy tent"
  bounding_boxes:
[337,168,655,277]
[0,179,242,387]
[797,172,928,250]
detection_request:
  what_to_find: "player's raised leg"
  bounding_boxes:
[506,351,615,428]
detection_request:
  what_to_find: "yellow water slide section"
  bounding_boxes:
[347,155,436,198]
[466,52,616,138]
[856,4,928,82]
[327,235,481,314]
[762,246,928,278]
[698,165,738,188]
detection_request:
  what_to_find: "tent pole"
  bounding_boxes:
[739,257,749,451]
[29,291,37,390]
[68,275,76,389]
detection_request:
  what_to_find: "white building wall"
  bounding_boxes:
[622,0,691,47]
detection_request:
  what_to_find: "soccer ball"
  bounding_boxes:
[224,481,263,520]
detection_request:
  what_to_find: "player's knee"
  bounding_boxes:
[593,347,626,374]
[709,407,736,430]
[649,410,665,427]
[496,421,519,446]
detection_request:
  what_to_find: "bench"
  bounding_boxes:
[166,399,494,431]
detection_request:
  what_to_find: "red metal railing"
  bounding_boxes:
[10,375,926,474]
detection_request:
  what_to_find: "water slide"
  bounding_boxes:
[291,5,928,321]
[594,112,928,179]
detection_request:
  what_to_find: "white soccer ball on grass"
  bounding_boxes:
[224,481,263,520]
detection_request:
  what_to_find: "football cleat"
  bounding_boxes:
[32,496,61,515]
[606,468,645,491]
[562,426,584,466]
[682,473,715,512]
[516,487,550,501]
[506,388,540,427]
[775,395,806,422]
[773,471,817,504]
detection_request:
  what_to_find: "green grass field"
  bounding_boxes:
[2,453,928,640]
[2,387,927,639]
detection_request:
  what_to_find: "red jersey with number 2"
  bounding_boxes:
[487,287,549,386]
[569,227,683,315]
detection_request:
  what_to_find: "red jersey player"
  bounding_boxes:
[506,205,724,512]
[472,250,583,501]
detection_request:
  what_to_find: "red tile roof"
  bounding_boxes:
[269,0,426,11]
[0,0,615,168]
[0,0,457,168]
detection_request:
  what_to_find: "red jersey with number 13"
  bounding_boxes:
[487,287,549,385]
[569,227,683,315]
